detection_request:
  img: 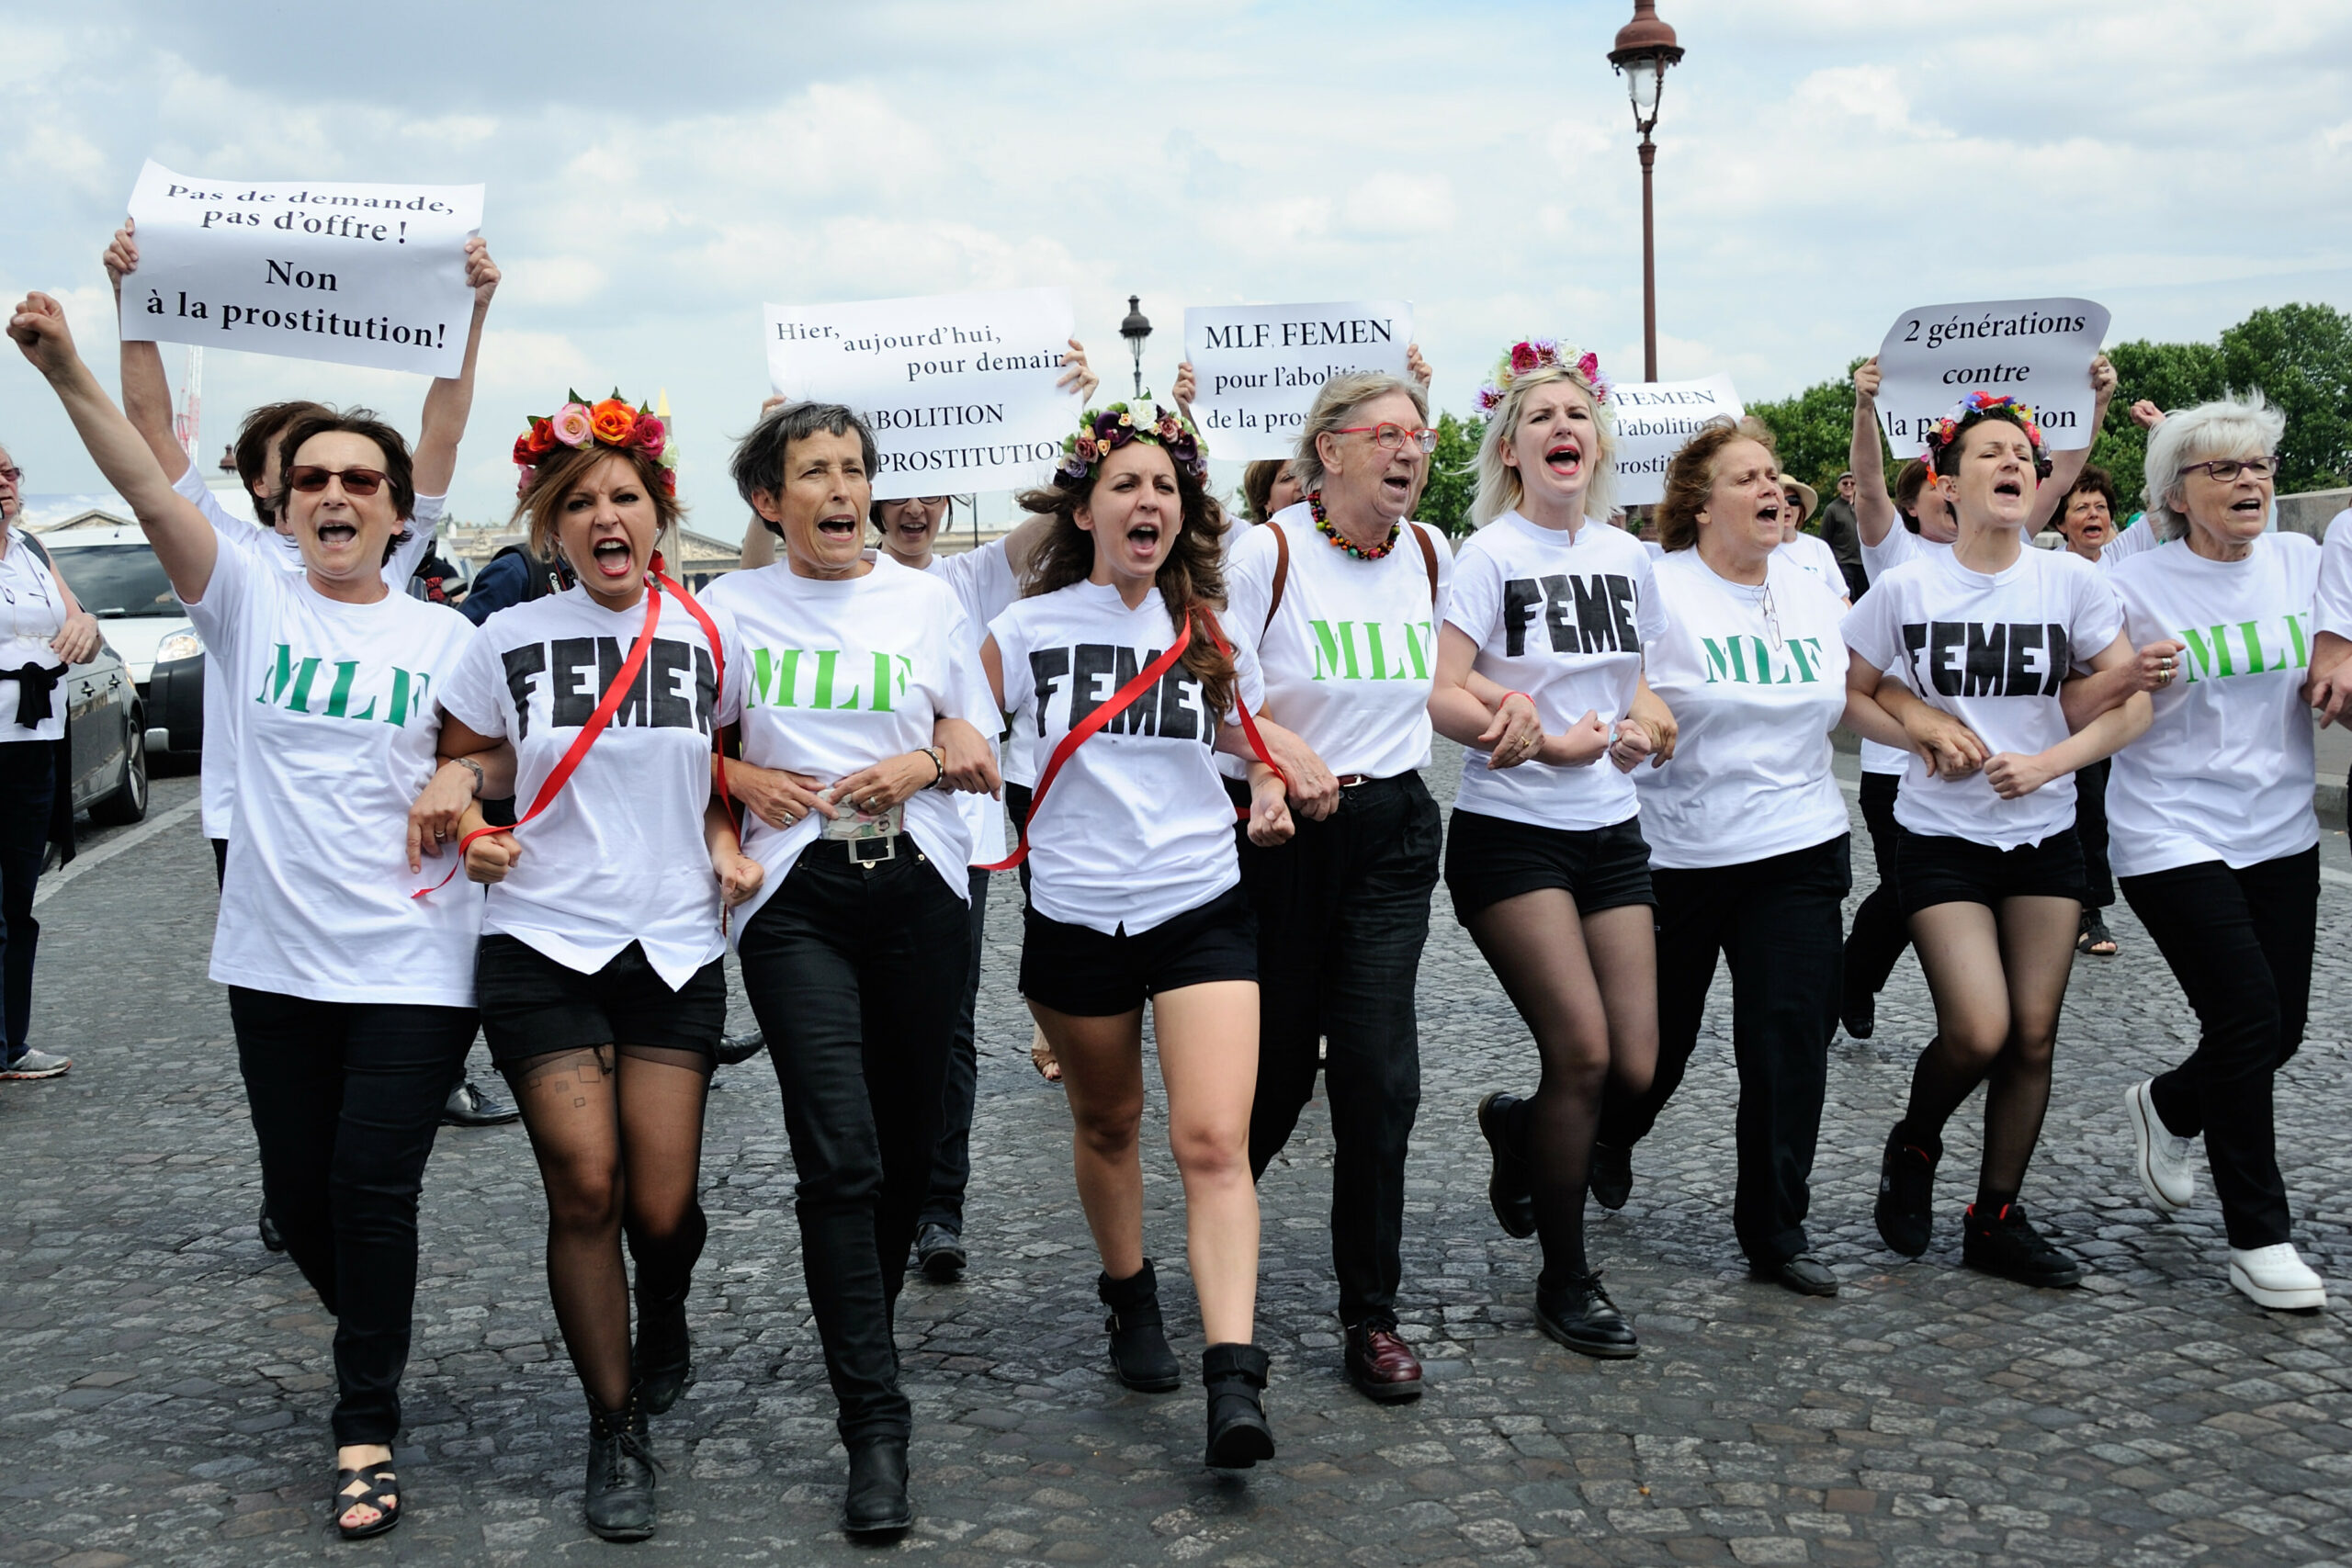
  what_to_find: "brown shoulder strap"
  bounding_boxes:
[1412,523,1440,606]
[1262,521,1291,633]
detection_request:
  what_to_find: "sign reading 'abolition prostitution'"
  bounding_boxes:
[763,288,1078,501]
[1182,300,1412,462]
[117,161,485,378]
[1874,298,2111,458]
[1609,376,1745,507]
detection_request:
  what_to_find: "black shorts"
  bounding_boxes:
[1020,882,1258,1018]
[1894,826,2086,916]
[476,933,729,1066]
[1442,808,1656,923]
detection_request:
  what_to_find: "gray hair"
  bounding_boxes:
[2143,393,2286,541]
[1472,365,1618,527]
[730,400,878,514]
[1291,372,1429,496]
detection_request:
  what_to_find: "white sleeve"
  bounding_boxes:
[433,621,513,739]
[2316,513,2352,640]
[2103,513,2159,565]
[1839,580,1903,678]
[1442,538,1501,645]
[1861,520,1918,579]
[384,493,445,584]
[1222,525,1277,651]
[1424,524,1456,627]
[1632,543,1668,647]
[178,522,258,654]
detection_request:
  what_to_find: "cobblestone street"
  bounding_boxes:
[9,745,2352,1566]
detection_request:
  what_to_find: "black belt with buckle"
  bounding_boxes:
[845,835,897,864]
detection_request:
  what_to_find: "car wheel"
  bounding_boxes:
[90,710,149,827]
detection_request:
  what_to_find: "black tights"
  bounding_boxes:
[503,1044,713,1411]
[1464,892,1657,1290]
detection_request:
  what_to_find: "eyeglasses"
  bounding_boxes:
[0,467,21,482]
[2178,457,2277,483]
[285,465,388,497]
[1335,423,1438,455]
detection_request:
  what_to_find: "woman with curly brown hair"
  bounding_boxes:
[982,403,1304,1471]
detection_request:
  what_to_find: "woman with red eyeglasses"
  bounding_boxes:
[10,291,505,1542]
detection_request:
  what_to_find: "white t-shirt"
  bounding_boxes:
[1443,511,1665,831]
[703,556,979,929]
[920,541,1018,866]
[1841,542,2123,851]
[0,528,68,741]
[183,536,480,1005]
[2105,534,2320,877]
[435,586,745,988]
[175,463,445,839]
[2311,511,2352,638]
[989,579,1264,935]
[1857,523,1947,778]
[1636,549,1851,869]
[1223,505,1453,779]
[1776,532,1848,599]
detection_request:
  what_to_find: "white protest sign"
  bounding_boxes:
[1608,375,1745,506]
[764,288,1077,501]
[1181,300,1412,462]
[117,161,483,378]
[1874,298,2110,457]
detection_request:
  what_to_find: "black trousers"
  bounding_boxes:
[227,987,476,1446]
[921,866,990,1233]
[2120,848,2317,1250]
[2075,759,2115,910]
[1844,772,1908,1008]
[0,741,51,1058]
[1238,773,1442,1327]
[737,840,968,1443]
[1598,836,1850,1269]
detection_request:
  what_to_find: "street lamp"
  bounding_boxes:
[1608,1,1684,382]
[1119,294,1152,401]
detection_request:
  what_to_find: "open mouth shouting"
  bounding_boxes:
[1123,515,1164,567]
[313,517,357,551]
[815,510,861,547]
[1757,500,1782,527]
[1992,471,2027,502]
[1544,436,1584,483]
[2228,491,2266,522]
[589,534,636,581]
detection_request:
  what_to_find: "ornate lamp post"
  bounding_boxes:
[1119,294,1153,400]
[1608,1,1685,382]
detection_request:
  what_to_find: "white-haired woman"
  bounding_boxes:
[2090,396,2325,1310]
[1440,342,1671,1357]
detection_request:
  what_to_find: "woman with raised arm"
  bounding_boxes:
[9,292,499,1540]
[984,403,1298,1470]
[431,394,762,1540]
[1439,342,1671,1358]
[1843,393,2151,1289]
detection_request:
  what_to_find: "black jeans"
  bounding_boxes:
[1599,836,1850,1269]
[921,866,990,1234]
[737,840,968,1443]
[0,741,51,1058]
[2120,848,2318,1249]
[227,988,476,1445]
[1844,772,1908,1009]
[1238,772,1442,1327]
[2075,759,2115,910]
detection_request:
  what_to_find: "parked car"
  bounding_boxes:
[40,524,203,760]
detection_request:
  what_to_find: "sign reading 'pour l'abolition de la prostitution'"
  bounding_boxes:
[1182,300,1413,462]
[763,288,1079,501]
[117,161,485,378]
[1874,298,2111,458]
[1608,375,1746,507]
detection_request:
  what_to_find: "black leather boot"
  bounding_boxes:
[842,1434,912,1537]
[1201,1343,1275,1469]
[1099,1260,1181,1392]
[632,1283,692,1415]
[582,1393,657,1541]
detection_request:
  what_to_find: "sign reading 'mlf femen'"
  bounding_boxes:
[1608,376,1746,507]
[1182,300,1412,462]
[1874,298,2111,457]
[117,161,485,378]
[763,288,1077,501]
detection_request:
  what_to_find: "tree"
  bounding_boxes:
[1419,410,1483,537]
[1748,360,1866,496]
[2221,303,2352,493]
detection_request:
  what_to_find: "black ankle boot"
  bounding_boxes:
[1098,1260,1181,1392]
[842,1434,912,1537]
[633,1284,692,1415]
[582,1393,657,1541]
[1201,1343,1275,1469]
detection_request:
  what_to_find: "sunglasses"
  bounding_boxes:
[285,465,388,497]
[0,467,20,482]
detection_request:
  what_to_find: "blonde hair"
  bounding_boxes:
[1292,372,1429,496]
[1471,366,1617,526]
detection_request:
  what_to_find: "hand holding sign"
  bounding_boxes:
[1873,298,2110,457]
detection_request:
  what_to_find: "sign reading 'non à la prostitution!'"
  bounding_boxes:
[763,288,1079,501]
[117,161,485,378]
[1182,300,1413,462]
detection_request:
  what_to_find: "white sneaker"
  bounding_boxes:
[2229,1244,2325,1311]
[2125,1079,2195,1212]
[0,1048,71,1079]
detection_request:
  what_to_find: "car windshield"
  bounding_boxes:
[47,544,182,617]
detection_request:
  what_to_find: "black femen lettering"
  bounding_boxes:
[1108,647,1158,735]
[646,639,693,729]
[592,637,650,727]
[549,637,599,727]
[1028,648,1070,738]
[1962,624,2007,697]
[1156,663,1204,741]
[1070,643,1115,729]
[501,644,548,739]
[2004,624,2043,698]
[2042,624,2073,694]
[1502,579,1543,658]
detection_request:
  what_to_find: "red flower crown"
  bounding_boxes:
[513,389,678,498]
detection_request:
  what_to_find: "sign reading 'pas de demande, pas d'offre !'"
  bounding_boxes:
[763,288,1079,502]
[1873,298,2111,458]
[116,161,485,378]
[1181,300,1413,463]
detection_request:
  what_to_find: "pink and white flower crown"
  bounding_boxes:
[1475,340,1614,423]
[513,389,679,499]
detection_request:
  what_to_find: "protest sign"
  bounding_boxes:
[1181,300,1412,462]
[1608,375,1744,506]
[117,161,484,378]
[763,288,1077,500]
[1874,298,2110,457]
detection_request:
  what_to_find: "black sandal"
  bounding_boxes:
[334,1462,401,1540]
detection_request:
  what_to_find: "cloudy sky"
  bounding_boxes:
[3,0,2346,523]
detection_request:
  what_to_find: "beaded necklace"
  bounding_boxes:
[1307,491,1400,561]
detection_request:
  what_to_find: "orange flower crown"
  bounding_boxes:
[512,389,678,497]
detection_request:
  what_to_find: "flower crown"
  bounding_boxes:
[1923,392,2045,469]
[1054,403,1208,490]
[513,389,678,498]
[1476,340,1614,422]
